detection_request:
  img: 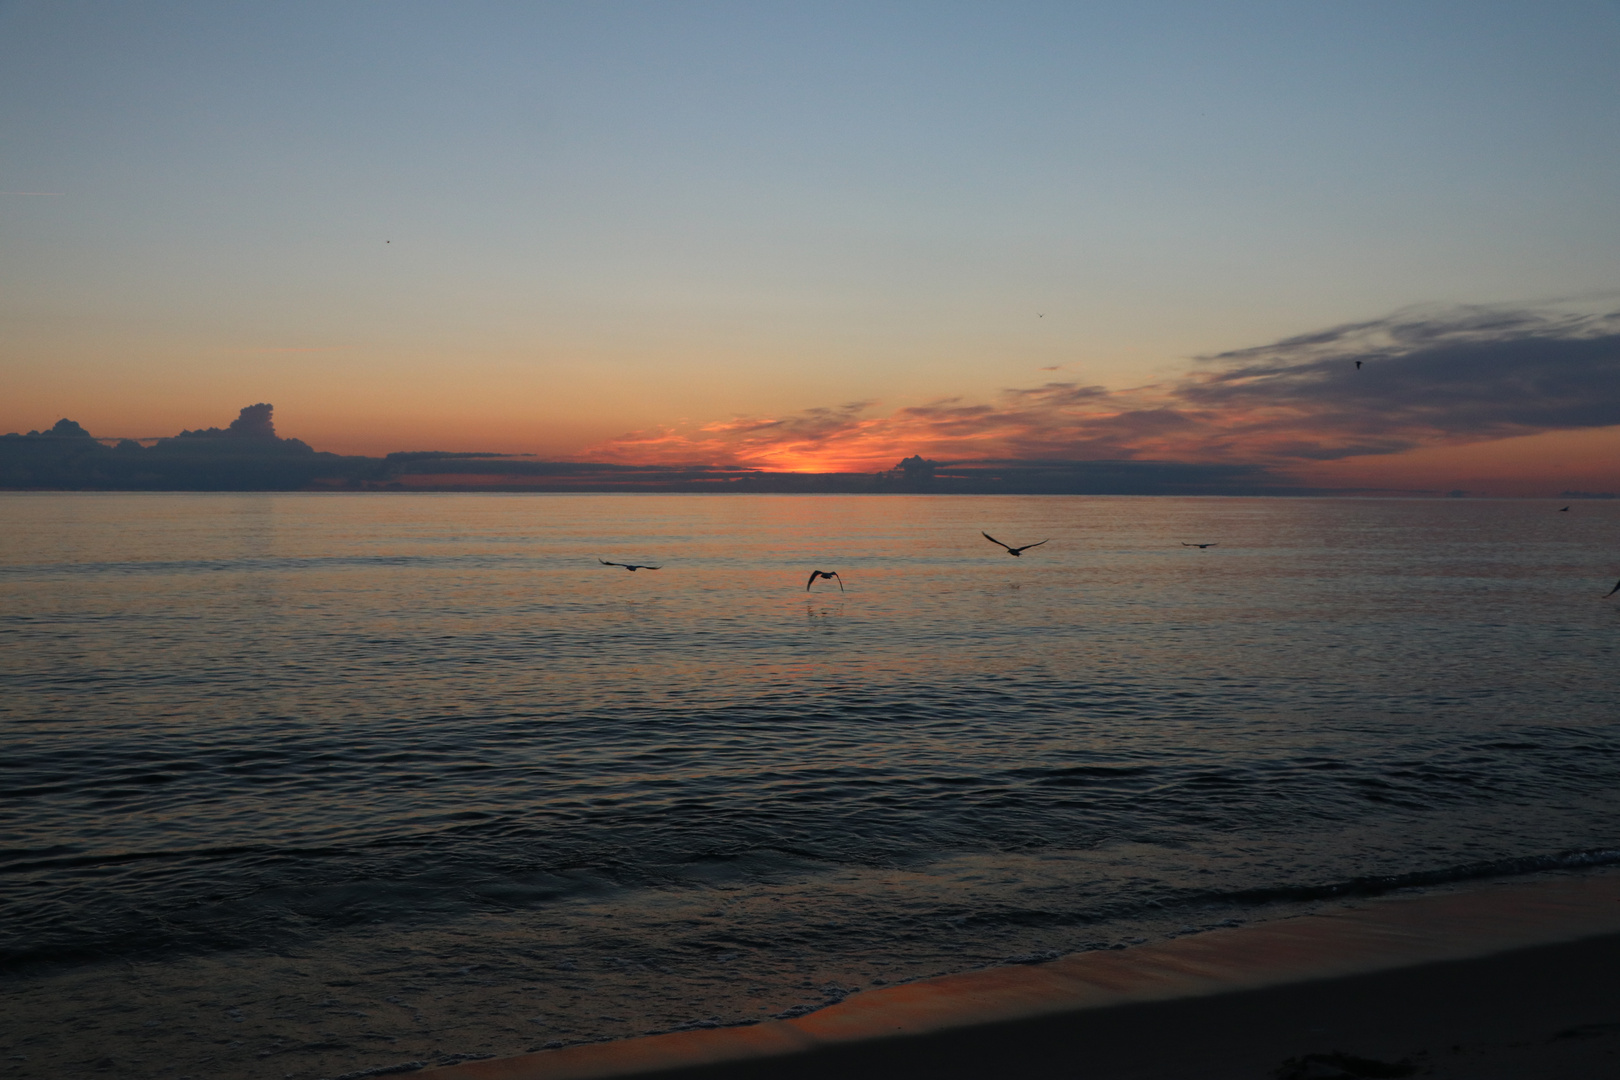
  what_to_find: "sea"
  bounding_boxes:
[3,492,1619,1069]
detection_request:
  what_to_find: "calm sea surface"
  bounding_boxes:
[3,493,1619,999]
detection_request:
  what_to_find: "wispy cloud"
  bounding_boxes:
[585,302,1620,472]
[1177,302,1620,460]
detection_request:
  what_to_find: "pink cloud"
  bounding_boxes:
[582,303,1620,473]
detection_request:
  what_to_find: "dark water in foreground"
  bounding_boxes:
[3,493,1618,989]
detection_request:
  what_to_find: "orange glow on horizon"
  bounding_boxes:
[1287,426,1620,497]
[577,383,1620,496]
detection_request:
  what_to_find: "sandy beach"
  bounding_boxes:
[430,868,1620,1080]
[3,863,1619,1080]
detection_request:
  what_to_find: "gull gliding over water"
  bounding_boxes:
[806,570,844,592]
[1182,543,1218,549]
[982,532,1048,557]
[599,559,661,571]
[1606,579,1620,598]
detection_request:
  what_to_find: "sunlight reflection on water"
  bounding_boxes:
[3,492,1618,983]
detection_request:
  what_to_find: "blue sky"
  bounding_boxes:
[1,1,1616,486]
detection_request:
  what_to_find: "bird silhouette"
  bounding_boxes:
[1355,360,1362,369]
[982,532,1048,557]
[1181,542,1218,549]
[599,559,660,571]
[806,570,844,592]
[1559,506,1570,512]
[1606,578,1620,598]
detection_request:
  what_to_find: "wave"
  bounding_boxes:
[1210,847,1620,905]
[6,843,1619,972]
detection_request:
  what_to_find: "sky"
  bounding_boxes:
[1,1,1617,493]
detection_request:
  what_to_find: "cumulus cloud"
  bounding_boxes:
[585,301,1620,472]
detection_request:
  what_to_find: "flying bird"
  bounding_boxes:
[982,532,1048,557]
[1181,543,1218,549]
[1606,578,1620,598]
[599,559,660,571]
[1559,506,1570,512]
[1354,360,1362,369]
[806,570,844,592]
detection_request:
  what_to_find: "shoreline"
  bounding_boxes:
[429,868,1620,1079]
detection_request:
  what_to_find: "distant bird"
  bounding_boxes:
[1606,578,1620,598]
[1355,360,1362,369]
[982,532,1048,557]
[806,570,844,592]
[1181,542,1218,549]
[599,559,660,571]
[1559,506,1570,512]
[1037,312,1045,318]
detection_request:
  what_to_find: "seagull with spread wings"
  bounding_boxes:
[806,570,844,592]
[599,559,661,571]
[1182,542,1218,549]
[982,532,1048,557]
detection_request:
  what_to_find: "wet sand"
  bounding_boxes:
[3,869,1618,1080]
[428,869,1620,1080]
[0,853,1343,1080]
